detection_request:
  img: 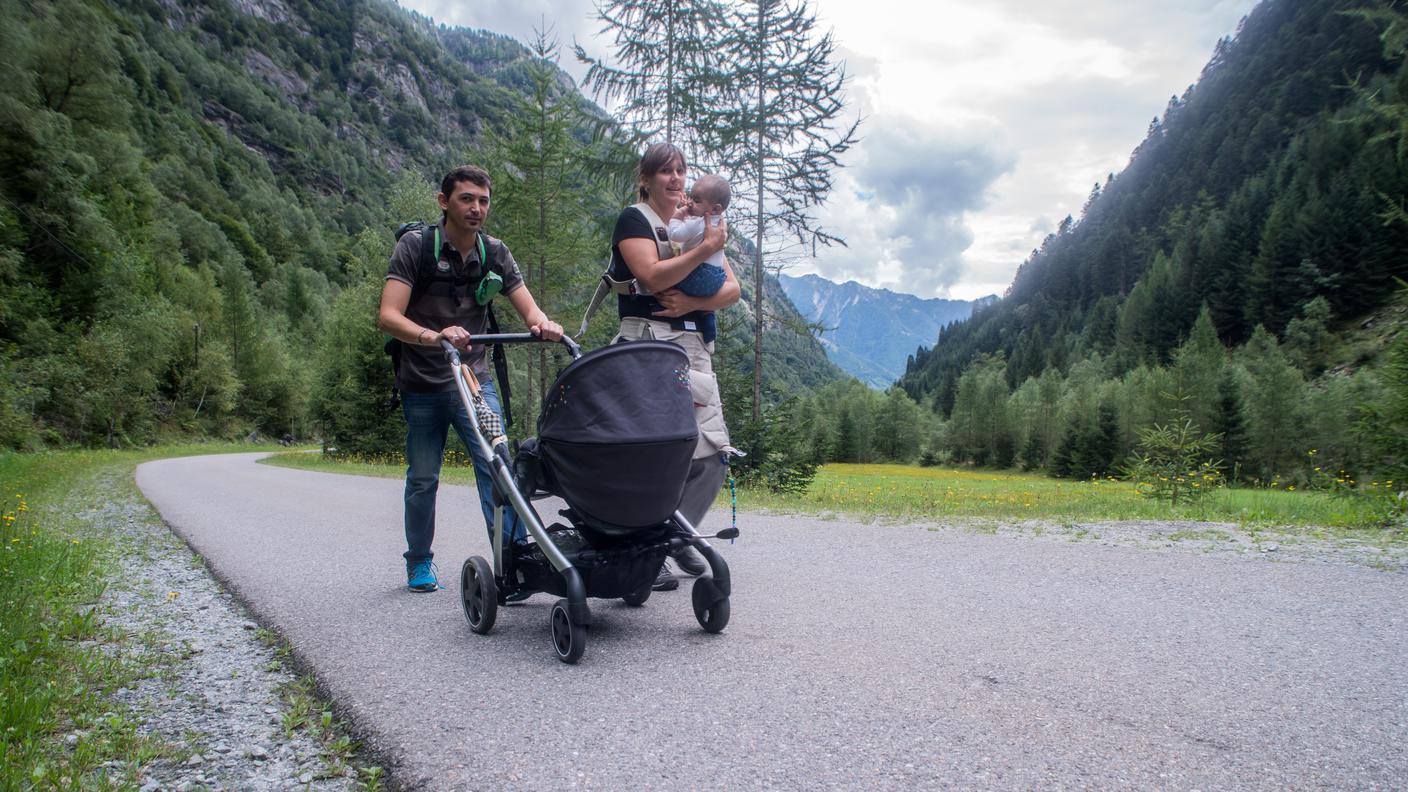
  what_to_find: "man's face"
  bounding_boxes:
[438,179,490,233]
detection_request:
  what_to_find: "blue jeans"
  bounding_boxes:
[401,382,524,562]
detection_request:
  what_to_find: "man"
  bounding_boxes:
[378,165,563,592]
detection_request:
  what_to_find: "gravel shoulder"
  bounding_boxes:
[824,512,1408,573]
[78,470,369,792]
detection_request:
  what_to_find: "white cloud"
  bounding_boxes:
[394,0,601,78]
[396,0,1260,300]
[807,115,1014,297]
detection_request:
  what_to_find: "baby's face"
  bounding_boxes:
[686,189,717,217]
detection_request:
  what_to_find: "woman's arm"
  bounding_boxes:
[620,215,728,293]
[652,254,741,317]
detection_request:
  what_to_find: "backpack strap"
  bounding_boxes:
[484,302,512,429]
[406,223,503,308]
[475,231,513,429]
[406,222,442,308]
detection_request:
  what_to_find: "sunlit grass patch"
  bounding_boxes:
[741,463,1402,533]
[263,453,1403,539]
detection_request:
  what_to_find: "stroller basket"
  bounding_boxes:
[537,340,697,533]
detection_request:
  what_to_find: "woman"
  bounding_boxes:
[610,142,741,591]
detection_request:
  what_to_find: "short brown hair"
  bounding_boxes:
[692,174,731,210]
[636,142,686,201]
[440,165,492,197]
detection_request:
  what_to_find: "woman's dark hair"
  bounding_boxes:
[440,165,492,198]
[636,142,686,201]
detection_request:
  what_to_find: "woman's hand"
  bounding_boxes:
[651,289,703,318]
[701,214,728,255]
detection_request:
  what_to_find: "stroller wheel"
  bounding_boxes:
[550,598,587,663]
[691,577,730,634]
[460,556,497,634]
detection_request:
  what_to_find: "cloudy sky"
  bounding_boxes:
[397,0,1258,300]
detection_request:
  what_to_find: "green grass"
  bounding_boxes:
[744,463,1403,533]
[0,442,286,791]
[262,449,480,485]
[264,453,1403,537]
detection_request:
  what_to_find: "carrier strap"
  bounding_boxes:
[578,203,675,337]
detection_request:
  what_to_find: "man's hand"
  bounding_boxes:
[531,317,563,341]
[439,325,473,352]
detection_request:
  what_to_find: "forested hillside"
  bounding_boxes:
[0,0,838,450]
[882,0,1408,485]
[905,0,1404,401]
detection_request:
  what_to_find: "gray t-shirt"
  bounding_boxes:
[386,221,524,391]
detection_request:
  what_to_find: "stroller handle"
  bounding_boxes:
[440,333,582,364]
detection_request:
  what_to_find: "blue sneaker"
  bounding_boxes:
[406,559,438,592]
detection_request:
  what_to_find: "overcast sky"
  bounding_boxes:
[397,0,1258,300]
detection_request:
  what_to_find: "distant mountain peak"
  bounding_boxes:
[779,273,986,388]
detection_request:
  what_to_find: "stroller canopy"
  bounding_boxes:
[538,340,697,530]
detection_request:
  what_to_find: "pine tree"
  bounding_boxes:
[574,0,727,146]
[483,28,609,425]
[1240,325,1307,479]
[1211,367,1251,481]
[1283,295,1333,374]
[1084,400,1123,477]
[707,0,861,420]
[1172,305,1226,435]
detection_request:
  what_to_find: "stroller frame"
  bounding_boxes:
[440,335,733,664]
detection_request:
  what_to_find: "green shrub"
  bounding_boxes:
[1123,418,1225,504]
[731,398,818,495]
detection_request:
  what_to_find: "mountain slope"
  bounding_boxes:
[899,0,1408,412]
[0,0,840,448]
[779,274,981,387]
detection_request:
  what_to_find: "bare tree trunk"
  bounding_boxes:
[666,2,675,143]
[751,1,766,423]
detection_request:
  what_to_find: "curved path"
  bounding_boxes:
[136,453,1408,790]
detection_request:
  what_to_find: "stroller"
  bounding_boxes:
[440,334,736,664]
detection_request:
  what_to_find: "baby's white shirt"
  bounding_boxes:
[667,216,725,267]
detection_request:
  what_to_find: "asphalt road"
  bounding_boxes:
[136,453,1408,791]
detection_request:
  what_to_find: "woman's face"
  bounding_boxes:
[642,156,686,206]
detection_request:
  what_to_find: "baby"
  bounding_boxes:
[667,174,731,297]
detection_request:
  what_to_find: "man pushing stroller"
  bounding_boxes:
[378,165,562,592]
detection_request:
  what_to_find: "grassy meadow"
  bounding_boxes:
[265,453,1405,535]
[745,464,1402,530]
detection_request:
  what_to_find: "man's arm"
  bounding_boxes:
[504,286,563,341]
[378,279,474,350]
